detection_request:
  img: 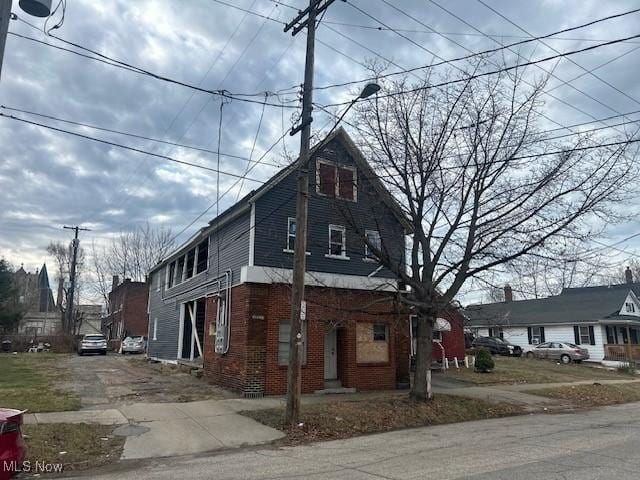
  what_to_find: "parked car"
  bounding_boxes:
[77,334,107,356]
[526,342,589,364]
[472,336,522,357]
[122,335,146,354]
[0,408,26,480]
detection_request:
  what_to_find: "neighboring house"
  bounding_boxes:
[147,128,415,396]
[408,308,466,366]
[103,276,149,350]
[76,304,103,335]
[12,263,60,335]
[466,271,640,363]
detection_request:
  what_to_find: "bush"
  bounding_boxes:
[475,348,495,373]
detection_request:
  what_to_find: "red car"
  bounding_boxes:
[0,409,27,480]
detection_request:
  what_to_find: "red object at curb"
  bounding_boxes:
[0,409,27,480]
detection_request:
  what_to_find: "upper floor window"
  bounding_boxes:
[364,230,381,260]
[196,238,209,274]
[287,217,296,251]
[316,160,357,201]
[625,302,636,313]
[328,224,347,258]
[168,260,176,288]
[176,256,185,284]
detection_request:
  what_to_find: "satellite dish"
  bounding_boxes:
[19,0,52,18]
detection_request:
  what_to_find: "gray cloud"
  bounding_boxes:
[1,0,639,298]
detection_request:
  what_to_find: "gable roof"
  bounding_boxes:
[151,128,411,272]
[466,283,640,327]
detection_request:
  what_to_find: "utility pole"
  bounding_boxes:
[0,0,12,82]
[284,0,335,428]
[63,225,90,335]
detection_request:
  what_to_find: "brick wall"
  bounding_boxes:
[107,281,149,341]
[203,285,249,393]
[203,282,410,396]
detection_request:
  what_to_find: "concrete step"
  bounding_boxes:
[314,387,357,395]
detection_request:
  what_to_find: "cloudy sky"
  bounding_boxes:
[1,0,639,302]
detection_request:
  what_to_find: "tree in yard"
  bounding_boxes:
[0,259,25,333]
[90,223,174,311]
[47,241,85,334]
[349,60,637,401]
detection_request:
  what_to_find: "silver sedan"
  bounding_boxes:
[122,335,146,354]
[526,342,589,364]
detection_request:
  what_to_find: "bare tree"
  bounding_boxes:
[348,59,637,401]
[46,240,85,334]
[90,223,174,309]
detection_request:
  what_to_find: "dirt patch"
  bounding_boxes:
[528,382,640,407]
[59,354,235,407]
[241,395,525,445]
[444,357,633,385]
[21,423,124,474]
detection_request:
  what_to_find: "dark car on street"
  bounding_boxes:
[472,336,522,357]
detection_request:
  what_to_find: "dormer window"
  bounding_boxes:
[317,159,357,201]
[626,302,636,313]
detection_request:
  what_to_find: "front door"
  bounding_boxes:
[324,329,337,380]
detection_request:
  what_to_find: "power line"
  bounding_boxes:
[318,32,640,107]
[475,0,640,107]
[369,0,635,128]
[311,5,640,92]
[0,112,270,182]
[0,105,286,169]
[8,25,298,109]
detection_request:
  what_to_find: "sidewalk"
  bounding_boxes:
[25,399,285,459]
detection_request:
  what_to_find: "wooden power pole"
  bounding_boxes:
[284,0,336,427]
[63,225,90,334]
[0,0,12,82]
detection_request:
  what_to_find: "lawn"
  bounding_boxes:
[21,423,124,473]
[241,395,524,444]
[528,382,640,407]
[0,353,80,412]
[443,357,633,385]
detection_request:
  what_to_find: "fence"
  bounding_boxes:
[0,334,79,353]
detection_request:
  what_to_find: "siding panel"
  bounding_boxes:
[147,211,250,361]
[254,138,405,278]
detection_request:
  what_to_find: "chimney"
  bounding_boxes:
[625,267,633,284]
[504,285,513,302]
[124,278,131,284]
[112,275,119,291]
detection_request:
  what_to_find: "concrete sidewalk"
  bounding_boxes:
[25,399,285,459]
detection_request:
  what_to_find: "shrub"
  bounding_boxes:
[475,348,495,373]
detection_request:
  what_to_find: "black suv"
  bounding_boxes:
[472,336,522,357]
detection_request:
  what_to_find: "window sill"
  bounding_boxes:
[283,249,311,256]
[362,257,379,263]
[324,254,350,260]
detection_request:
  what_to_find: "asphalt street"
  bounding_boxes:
[69,402,640,480]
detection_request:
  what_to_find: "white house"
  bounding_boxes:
[466,277,640,364]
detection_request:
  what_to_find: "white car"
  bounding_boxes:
[77,334,107,356]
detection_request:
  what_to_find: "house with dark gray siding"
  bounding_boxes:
[147,128,419,396]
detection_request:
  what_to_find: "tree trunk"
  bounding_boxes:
[410,310,434,401]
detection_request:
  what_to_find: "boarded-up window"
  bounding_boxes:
[356,323,389,363]
[278,321,307,366]
[318,162,336,196]
[338,167,355,200]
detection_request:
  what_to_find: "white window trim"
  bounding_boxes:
[287,217,296,251]
[364,229,381,261]
[156,270,162,292]
[578,325,591,344]
[326,224,349,259]
[315,158,357,202]
[152,318,158,341]
[531,326,543,344]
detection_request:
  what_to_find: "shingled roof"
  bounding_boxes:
[466,282,640,326]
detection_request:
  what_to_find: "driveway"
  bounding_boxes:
[67,401,640,479]
[59,354,234,408]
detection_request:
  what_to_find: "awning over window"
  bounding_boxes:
[435,318,452,332]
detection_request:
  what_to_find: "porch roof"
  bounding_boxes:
[466,283,640,327]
